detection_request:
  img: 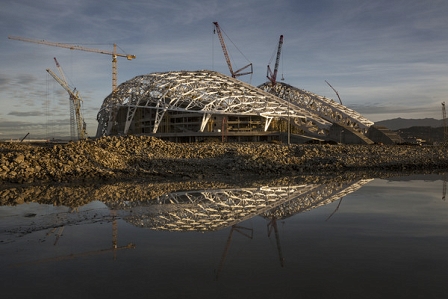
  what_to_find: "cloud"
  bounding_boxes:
[15,74,37,85]
[0,74,10,87]
[8,110,45,117]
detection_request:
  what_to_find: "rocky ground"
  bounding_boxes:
[1,135,448,185]
[1,135,447,207]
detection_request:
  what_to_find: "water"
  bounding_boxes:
[1,174,448,299]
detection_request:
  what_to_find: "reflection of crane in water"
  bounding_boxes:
[267,217,284,267]
[325,197,344,221]
[115,179,372,277]
[45,207,77,245]
[443,173,447,201]
[215,225,253,280]
[46,226,65,245]
[12,211,134,267]
[11,242,135,267]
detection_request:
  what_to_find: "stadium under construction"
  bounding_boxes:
[96,70,402,144]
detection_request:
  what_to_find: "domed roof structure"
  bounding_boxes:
[96,70,331,138]
[96,70,399,144]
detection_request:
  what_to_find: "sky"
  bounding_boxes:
[1,0,447,139]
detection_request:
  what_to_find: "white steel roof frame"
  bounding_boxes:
[259,82,374,134]
[96,70,332,137]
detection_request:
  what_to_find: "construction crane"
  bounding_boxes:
[8,35,136,91]
[325,80,343,105]
[442,102,447,144]
[53,57,76,139]
[46,68,88,140]
[266,35,283,85]
[53,57,68,85]
[212,22,253,79]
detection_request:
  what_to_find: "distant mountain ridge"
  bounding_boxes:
[375,118,444,130]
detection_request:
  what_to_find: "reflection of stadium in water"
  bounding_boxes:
[121,179,373,231]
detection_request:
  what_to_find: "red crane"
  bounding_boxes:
[267,35,283,85]
[213,22,253,79]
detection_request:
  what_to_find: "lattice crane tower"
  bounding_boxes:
[8,35,136,92]
[442,102,447,143]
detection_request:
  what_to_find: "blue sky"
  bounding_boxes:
[1,0,447,139]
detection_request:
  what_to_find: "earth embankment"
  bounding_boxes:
[1,135,447,185]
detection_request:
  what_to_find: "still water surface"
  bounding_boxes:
[1,174,448,299]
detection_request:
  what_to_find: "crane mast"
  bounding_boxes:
[46,68,87,140]
[213,22,253,79]
[267,35,283,85]
[8,35,136,91]
[53,57,76,139]
[442,102,447,144]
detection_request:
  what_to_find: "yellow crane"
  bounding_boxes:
[53,57,76,139]
[46,68,88,140]
[442,102,447,144]
[8,35,136,91]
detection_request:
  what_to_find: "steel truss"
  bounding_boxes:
[123,179,373,232]
[259,82,374,134]
[96,70,332,137]
[261,179,373,220]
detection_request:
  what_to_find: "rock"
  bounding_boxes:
[0,137,448,185]
[14,154,25,163]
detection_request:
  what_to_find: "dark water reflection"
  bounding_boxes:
[1,174,448,298]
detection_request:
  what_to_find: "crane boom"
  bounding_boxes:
[46,68,87,140]
[53,57,68,86]
[53,57,76,139]
[212,22,252,79]
[8,35,136,91]
[325,80,342,105]
[46,68,74,96]
[267,35,283,85]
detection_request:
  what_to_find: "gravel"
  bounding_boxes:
[1,135,447,185]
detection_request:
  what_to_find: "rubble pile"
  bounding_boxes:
[1,135,448,185]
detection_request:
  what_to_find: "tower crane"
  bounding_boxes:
[53,57,76,139]
[442,102,447,144]
[46,68,88,140]
[8,35,136,91]
[267,35,283,85]
[213,22,253,79]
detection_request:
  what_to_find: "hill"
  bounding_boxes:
[375,118,443,130]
